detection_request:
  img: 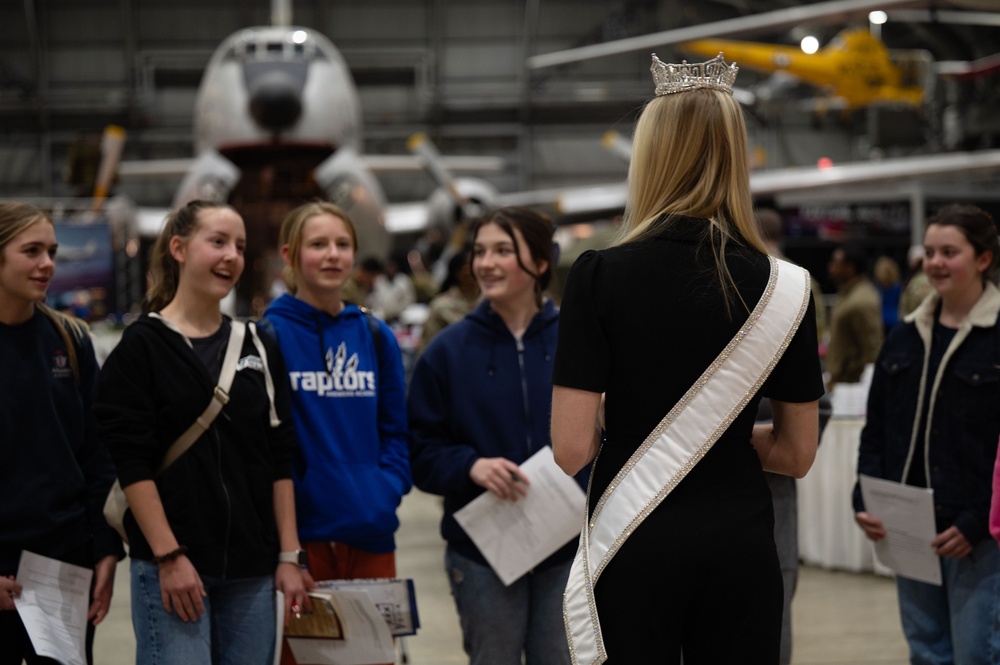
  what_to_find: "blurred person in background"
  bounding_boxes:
[418,246,479,352]
[826,245,883,389]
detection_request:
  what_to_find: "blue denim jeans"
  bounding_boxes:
[896,538,1000,665]
[131,559,275,665]
[445,546,571,665]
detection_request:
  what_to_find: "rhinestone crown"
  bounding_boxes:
[650,52,738,96]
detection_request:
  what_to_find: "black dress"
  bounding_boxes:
[553,217,824,664]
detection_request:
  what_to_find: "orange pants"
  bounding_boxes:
[280,542,396,665]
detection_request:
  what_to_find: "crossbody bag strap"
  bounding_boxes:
[156,320,246,475]
[248,322,280,427]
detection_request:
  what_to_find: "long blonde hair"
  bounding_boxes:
[0,201,87,380]
[619,89,766,317]
[278,201,358,295]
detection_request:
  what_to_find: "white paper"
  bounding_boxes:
[14,551,93,665]
[286,588,395,665]
[453,446,586,586]
[859,474,942,586]
[274,590,285,665]
[314,578,418,636]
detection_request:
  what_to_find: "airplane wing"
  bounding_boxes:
[118,154,504,182]
[469,149,1000,225]
[749,149,1000,195]
[526,0,927,70]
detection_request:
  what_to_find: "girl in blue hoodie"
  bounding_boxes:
[408,207,585,665]
[262,203,411,633]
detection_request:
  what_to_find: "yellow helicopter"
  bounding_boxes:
[682,27,928,110]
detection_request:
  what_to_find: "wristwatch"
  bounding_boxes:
[279,549,308,566]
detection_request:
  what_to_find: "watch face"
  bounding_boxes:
[297,550,309,566]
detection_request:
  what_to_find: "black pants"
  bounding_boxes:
[0,543,97,665]
[588,454,783,665]
[0,611,95,665]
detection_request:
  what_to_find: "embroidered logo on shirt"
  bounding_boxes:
[288,342,376,397]
[52,349,73,379]
[237,355,265,373]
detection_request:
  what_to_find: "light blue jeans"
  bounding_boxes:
[896,538,1000,665]
[445,546,571,665]
[131,559,275,665]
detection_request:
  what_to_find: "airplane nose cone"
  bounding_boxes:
[249,71,303,132]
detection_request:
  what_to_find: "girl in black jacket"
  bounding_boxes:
[0,201,122,665]
[96,201,309,665]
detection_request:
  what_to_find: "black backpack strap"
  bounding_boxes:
[256,316,277,342]
[361,308,385,379]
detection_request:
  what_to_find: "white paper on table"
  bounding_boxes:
[830,363,875,418]
[859,474,942,586]
[286,588,395,665]
[14,550,93,665]
[453,446,586,586]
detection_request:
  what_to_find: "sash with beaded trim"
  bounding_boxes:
[563,256,811,665]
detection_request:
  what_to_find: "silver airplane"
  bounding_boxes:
[120,23,503,311]
[118,1,1000,295]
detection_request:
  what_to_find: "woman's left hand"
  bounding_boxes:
[276,563,314,625]
[1,576,21,611]
[932,526,972,559]
[88,555,117,625]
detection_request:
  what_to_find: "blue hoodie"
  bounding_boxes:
[408,299,588,568]
[263,295,411,553]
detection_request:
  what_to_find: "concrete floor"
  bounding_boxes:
[90,488,909,665]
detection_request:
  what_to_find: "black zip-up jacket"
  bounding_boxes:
[853,283,1000,545]
[96,314,297,579]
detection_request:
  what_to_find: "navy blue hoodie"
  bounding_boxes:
[263,295,411,553]
[408,299,588,568]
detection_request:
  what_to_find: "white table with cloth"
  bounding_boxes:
[797,416,892,576]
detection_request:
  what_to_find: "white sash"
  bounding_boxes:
[563,257,810,665]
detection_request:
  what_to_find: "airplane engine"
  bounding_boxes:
[424,177,499,232]
[314,147,391,262]
[247,65,304,132]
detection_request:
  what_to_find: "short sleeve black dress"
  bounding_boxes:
[553,216,824,664]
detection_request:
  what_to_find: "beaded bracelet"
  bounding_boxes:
[151,545,188,564]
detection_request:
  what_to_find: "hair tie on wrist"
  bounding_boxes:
[151,546,188,564]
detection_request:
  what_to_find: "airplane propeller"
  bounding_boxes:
[92,125,126,212]
[406,132,498,228]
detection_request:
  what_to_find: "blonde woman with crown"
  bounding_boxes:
[551,55,823,664]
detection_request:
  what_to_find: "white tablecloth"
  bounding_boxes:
[797,417,892,575]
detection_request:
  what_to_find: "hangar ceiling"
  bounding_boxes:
[1,0,998,206]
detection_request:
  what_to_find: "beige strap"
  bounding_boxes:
[156,321,246,475]
[248,322,280,427]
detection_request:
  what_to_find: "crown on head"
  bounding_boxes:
[650,52,738,96]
